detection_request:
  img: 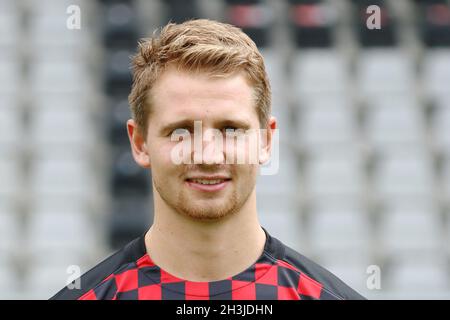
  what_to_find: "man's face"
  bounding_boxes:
[143,67,265,220]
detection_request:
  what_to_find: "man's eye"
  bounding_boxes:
[223,126,238,132]
[171,128,191,136]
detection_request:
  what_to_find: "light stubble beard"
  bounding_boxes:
[154,178,253,221]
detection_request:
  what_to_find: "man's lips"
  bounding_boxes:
[185,176,231,181]
[185,176,232,192]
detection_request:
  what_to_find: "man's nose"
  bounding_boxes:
[197,128,225,164]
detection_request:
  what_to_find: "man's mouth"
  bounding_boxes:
[187,178,229,185]
[185,176,232,191]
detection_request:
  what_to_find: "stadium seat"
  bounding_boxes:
[0,207,20,256]
[28,105,96,148]
[26,207,97,257]
[29,60,91,94]
[271,102,294,143]
[365,95,426,149]
[225,0,272,47]
[0,158,22,201]
[288,0,335,47]
[422,49,450,102]
[372,148,436,200]
[438,151,450,206]
[165,0,201,24]
[25,0,94,50]
[307,203,371,255]
[110,148,151,197]
[430,95,450,150]
[357,49,416,98]
[29,16,90,49]
[297,96,357,148]
[292,50,350,99]
[0,264,20,299]
[29,155,97,201]
[103,49,134,96]
[256,148,299,196]
[386,255,449,295]
[259,209,303,250]
[378,201,443,256]
[257,192,299,215]
[257,193,302,251]
[100,1,139,49]
[0,99,22,151]
[108,196,153,249]
[260,48,285,105]
[417,2,450,47]
[0,1,20,48]
[108,97,131,145]
[353,0,397,47]
[0,59,21,94]
[303,147,366,201]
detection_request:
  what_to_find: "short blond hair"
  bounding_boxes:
[128,19,271,135]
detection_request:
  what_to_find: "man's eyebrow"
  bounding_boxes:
[216,119,252,130]
[159,119,195,135]
[160,119,253,135]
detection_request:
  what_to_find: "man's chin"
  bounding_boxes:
[177,202,237,221]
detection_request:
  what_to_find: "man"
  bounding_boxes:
[51,19,365,300]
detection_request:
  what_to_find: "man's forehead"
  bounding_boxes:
[149,68,257,122]
[151,67,253,104]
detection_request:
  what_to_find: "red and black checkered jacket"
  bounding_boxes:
[50,228,365,300]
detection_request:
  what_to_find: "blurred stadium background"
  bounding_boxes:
[1,0,450,299]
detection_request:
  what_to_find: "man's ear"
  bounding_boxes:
[127,119,151,169]
[259,116,277,165]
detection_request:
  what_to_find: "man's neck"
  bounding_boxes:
[144,192,266,282]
